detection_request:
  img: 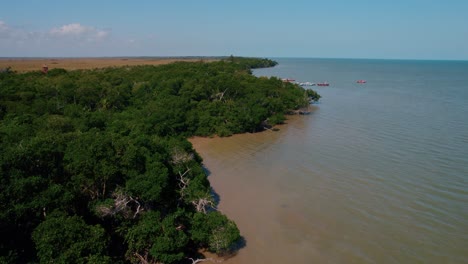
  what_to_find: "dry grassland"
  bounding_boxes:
[0,57,217,73]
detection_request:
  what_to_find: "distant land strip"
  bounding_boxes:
[0,57,221,72]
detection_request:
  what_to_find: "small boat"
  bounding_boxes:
[281,78,296,83]
[317,82,329,86]
[356,80,367,84]
[299,81,316,86]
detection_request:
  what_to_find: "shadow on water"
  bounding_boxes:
[187,237,247,264]
[210,187,221,207]
[202,165,211,177]
[203,165,221,206]
[220,236,247,260]
[202,166,246,256]
[231,236,247,252]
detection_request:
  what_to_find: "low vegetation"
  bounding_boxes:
[0,57,320,263]
[0,57,217,73]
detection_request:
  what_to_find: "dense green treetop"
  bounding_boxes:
[0,57,320,263]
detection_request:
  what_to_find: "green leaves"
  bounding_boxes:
[64,130,121,199]
[32,212,109,264]
[306,89,322,102]
[125,211,188,264]
[191,211,240,254]
[0,57,318,263]
[125,160,168,203]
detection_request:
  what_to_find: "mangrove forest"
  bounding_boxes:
[0,57,320,263]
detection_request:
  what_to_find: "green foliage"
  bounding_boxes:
[224,55,278,69]
[32,212,110,264]
[64,129,121,200]
[306,89,321,102]
[191,211,240,253]
[125,211,188,264]
[0,57,319,263]
[125,160,169,203]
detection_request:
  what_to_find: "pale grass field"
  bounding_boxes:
[0,57,217,73]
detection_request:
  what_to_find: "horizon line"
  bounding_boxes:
[1,56,467,62]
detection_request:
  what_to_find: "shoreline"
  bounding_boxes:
[188,115,314,263]
[1,57,313,263]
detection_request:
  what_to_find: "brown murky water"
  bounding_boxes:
[191,116,327,263]
[191,115,467,263]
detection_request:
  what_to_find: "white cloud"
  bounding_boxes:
[0,20,38,44]
[0,20,7,30]
[0,20,114,56]
[49,23,110,41]
[0,21,110,43]
[0,20,12,38]
[50,23,88,36]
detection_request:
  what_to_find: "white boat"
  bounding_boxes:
[299,81,316,86]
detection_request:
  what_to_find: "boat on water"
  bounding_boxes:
[299,81,316,86]
[281,78,296,83]
[356,80,367,84]
[317,82,329,86]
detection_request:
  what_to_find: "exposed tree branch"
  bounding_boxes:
[211,88,229,102]
[192,197,216,213]
[188,257,222,264]
[135,252,149,264]
[219,88,229,101]
[133,198,142,219]
[171,148,194,165]
[96,191,143,219]
[177,167,191,198]
[134,252,162,264]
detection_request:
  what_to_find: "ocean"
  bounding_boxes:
[191,58,468,263]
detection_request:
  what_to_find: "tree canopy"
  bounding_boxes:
[0,57,319,263]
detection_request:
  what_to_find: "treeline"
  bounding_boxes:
[0,57,320,263]
[225,55,278,69]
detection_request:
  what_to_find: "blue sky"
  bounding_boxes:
[1,0,467,60]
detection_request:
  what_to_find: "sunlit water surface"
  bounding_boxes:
[191,58,468,263]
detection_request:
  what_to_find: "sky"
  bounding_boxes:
[1,0,467,60]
